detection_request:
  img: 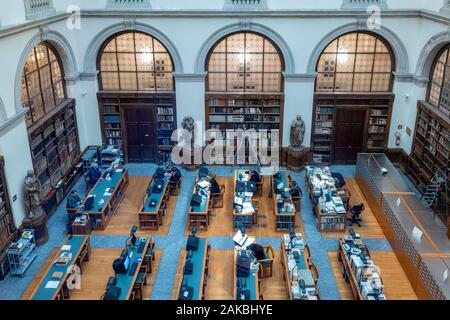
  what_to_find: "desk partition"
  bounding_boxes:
[139,177,169,230]
[272,171,296,230]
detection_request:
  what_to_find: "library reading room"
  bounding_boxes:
[0,0,449,309]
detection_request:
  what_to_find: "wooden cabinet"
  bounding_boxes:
[205,94,283,165]
[98,92,177,163]
[311,93,394,164]
[0,157,17,280]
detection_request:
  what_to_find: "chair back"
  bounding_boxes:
[310,263,319,282]
[352,203,365,214]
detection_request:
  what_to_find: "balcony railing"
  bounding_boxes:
[24,0,56,20]
[341,0,388,10]
[223,0,269,10]
[106,0,152,9]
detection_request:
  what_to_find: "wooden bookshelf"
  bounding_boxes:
[0,157,17,280]
[98,92,177,163]
[311,94,393,164]
[27,99,82,216]
[205,94,283,164]
[407,101,450,225]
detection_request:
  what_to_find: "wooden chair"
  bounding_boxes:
[310,263,319,286]
[304,243,312,266]
[257,245,274,278]
[212,184,225,208]
[133,270,147,300]
[255,177,264,197]
[169,177,182,196]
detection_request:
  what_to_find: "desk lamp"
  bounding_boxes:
[191,227,197,237]
[299,279,307,297]
[239,224,246,237]
[288,225,296,251]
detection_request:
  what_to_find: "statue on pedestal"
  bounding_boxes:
[290,115,306,150]
[24,170,44,220]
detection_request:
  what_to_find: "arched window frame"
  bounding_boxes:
[97,31,175,92]
[205,31,285,94]
[21,42,66,127]
[427,44,450,117]
[315,31,396,93]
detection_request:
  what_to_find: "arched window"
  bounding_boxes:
[427,45,450,117]
[21,42,66,126]
[206,32,284,93]
[316,32,394,93]
[98,31,174,92]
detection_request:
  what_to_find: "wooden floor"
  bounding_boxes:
[173,249,289,300]
[23,248,162,300]
[322,178,385,239]
[328,251,418,300]
[188,176,305,238]
[92,176,177,236]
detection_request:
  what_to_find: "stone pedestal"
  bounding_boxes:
[287,147,309,172]
[22,212,48,246]
[181,146,202,172]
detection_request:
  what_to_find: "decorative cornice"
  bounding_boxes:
[173,72,207,82]
[0,108,28,138]
[283,72,317,83]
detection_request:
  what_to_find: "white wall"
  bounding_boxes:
[0,121,33,227]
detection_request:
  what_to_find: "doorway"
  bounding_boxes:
[333,108,367,163]
[123,107,156,163]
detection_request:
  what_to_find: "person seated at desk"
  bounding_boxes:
[169,167,182,183]
[87,162,102,189]
[249,170,261,183]
[209,172,221,194]
[289,181,302,197]
[66,190,82,209]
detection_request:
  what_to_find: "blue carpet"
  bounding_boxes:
[0,164,402,300]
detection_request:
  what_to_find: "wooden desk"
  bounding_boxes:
[337,237,386,300]
[306,168,347,232]
[233,248,260,300]
[113,236,150,300]
[71,218,92,235]
[30,236,91,300]
[189,177,212,230]
[176,238,210,300]
[272,171,296,231]
[233,170,258,229]
[139,177,170,230]
[280,238,320,300]
[78,169,129,230]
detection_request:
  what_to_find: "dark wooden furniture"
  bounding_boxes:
[189,177,212,230]
[98,92,177,163]
[205,95,283,164]
[311,94,394,164]
[271,171,296,231]
[71,218,93,235]
[0,157,17,280]
[27,98,82,217]
[407,101,449,230]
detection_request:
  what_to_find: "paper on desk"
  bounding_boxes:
[61,245,71,251]
[45,281,60,289]
[103,192,112,197]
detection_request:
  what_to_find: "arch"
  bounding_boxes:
[14,28,78,114]
[84,21,183,75]
[415,30,450,81]
[196,22,295,74]
[307,22,409,75]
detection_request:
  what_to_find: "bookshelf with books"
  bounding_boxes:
[27,99,82,216]
[0,157,17,280]
[206,94,283,164]
[408,101,450,225]
[98,93,177,163]
[312,94,393,164]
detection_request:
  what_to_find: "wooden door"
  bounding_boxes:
[333,108,366,163]
[123,107,156,162]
